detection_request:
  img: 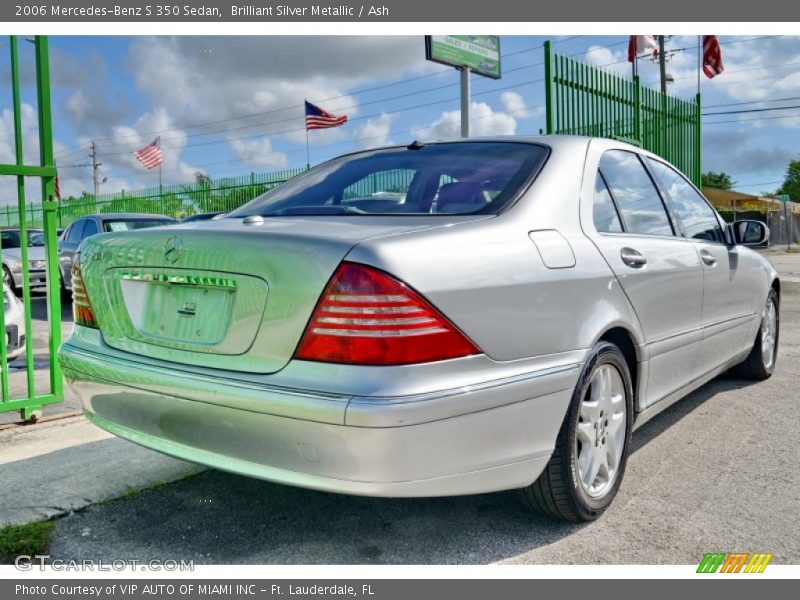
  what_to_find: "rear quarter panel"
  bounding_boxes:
[346,139,645,363]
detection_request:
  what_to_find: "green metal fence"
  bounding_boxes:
[0,36,63,421]
[1,168,308,229]
[1,165,425,229]
[544,41,702,187]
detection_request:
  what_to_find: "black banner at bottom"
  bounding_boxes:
[2,579,796,600]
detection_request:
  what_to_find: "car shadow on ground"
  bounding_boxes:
[48,371,761,565]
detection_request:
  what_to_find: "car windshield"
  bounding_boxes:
[0,230,45,248]
[102,219,174,232]
[229,142,548,217]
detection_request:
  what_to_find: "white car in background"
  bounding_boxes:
[4,284,26,361]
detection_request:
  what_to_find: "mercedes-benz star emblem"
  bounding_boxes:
[163,236,183,263]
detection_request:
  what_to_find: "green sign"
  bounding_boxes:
[777,194,791,203]
[425,35,501,79]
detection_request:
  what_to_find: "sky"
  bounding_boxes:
[1,34,799,204]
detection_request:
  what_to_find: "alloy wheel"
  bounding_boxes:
[575,364,627,499]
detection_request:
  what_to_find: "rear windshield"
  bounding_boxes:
[102,219,174,232]
[229,142,547,217]
[0,230,44,248]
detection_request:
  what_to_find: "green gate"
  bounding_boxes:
[0,36,63,421]
[544,41,702,187]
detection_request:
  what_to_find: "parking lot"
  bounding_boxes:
[3,252,799,564]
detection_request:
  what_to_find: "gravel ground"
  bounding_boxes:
[43,255,800,565]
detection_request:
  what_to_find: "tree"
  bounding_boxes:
[701,171,735,191]
[776,160,800,201]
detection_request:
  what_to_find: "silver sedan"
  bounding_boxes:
[59,136,779,521]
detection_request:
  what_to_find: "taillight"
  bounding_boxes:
[72,254,98,329]
[295,262,480,365]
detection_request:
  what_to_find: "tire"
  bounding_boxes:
[731,288,779,381]
[59,269,72,300]
[3,266,15,294]
[519,341,634,522]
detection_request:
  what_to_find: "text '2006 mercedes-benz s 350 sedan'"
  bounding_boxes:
[58,136,779,522]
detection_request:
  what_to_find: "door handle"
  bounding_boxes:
[699,249,718,266]
[620,247,647,268]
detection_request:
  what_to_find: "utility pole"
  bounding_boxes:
[89,140,102,198]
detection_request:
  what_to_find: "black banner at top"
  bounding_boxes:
[2,0,800,22]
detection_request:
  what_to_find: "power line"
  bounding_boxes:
[703,104,800,116]
[704,95,800,109]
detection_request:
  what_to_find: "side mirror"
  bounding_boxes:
[729,220,769,246]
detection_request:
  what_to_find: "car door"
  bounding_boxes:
[59,219,86,289]
[646,158,756,374]
[584,147,705,407]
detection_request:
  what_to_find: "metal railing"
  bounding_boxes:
[544,41,702,187]
[0,35,63,422]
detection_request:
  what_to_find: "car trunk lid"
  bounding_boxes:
[78,216,488,374]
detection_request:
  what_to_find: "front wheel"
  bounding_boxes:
[731,288,779,380]
[519,341,634,522]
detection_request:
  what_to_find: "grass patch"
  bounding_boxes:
[0,521,55,564]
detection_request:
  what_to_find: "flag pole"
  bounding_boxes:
[158,163,163,213]
[305,128,311,171]
[697,35,702,95]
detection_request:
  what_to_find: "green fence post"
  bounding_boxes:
[694,92,702,188]
[35,35,63,402]
[544,41,555,134]
[633,76,642,145]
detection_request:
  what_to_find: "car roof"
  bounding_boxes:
[75,213,175,221]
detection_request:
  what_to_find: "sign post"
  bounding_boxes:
[460,66,471,137]
[425,35,501,138]
[778,194,791,251]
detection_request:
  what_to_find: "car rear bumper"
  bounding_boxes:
[9,267,47,287]
[60,339,579,497]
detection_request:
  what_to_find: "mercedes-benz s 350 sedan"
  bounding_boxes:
[59,136,779,521]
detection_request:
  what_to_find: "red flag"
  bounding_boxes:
[628,35,658,62]
[702,35,724,79]
[54,174,61,200]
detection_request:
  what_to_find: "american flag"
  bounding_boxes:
[702,35,724,79]
[305,100,347,130]
[134,136,164,170]
[627,35,658,62]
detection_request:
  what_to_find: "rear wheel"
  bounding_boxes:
[520,341,634,522]
[731,288,779,380]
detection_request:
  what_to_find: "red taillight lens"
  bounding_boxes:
[295,262,480,365]
[72,255,98,329]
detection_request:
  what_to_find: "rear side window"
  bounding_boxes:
[66,220,85,243]
[81,219,99,239]
[646,158,724,242]
[593,174,623,233]
[599,151,674,236]
[229,142,548,217]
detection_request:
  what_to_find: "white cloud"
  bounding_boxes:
[411,101,518,140]
[85,108,203,188]
[500,91,543,119]
[352,113,397,149]
[228,137,288,169]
